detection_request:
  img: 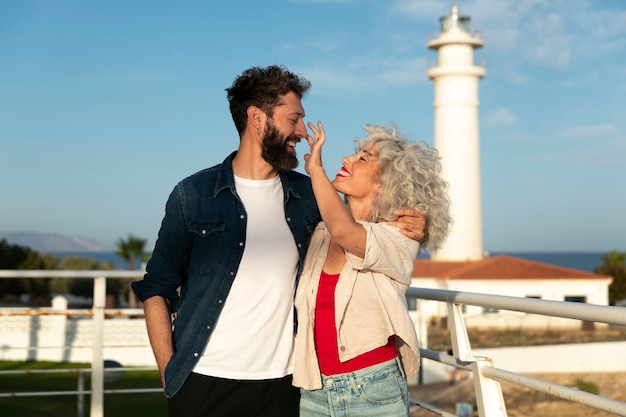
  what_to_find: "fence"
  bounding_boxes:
[407,287,626,416]
[0,270,145,417]
[1,270,626,416]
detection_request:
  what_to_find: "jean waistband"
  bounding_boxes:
[320,358,402,389]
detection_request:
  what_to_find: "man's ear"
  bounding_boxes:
[247,106,266,135]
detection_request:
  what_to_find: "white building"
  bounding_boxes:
[410,255,613,330]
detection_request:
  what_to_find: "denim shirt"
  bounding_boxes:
[131,151,320,398]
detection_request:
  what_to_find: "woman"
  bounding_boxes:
[293,121,452,416]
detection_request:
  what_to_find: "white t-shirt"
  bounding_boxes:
[193,175,299,379]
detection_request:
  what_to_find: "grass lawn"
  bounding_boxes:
[0,361,168,417]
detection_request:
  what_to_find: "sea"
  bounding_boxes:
[50,251,608,273]
[423,251,607,272]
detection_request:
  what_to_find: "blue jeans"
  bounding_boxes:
[300,358,409,417]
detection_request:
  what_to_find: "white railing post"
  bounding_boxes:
[447,302,508,417]
[446,303,472,360]
[472,358,508,417]
[416,300,428,385]
[90,275,106,417]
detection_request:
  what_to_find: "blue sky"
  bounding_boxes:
[1,0,625,253]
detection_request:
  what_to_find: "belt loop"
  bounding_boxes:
[396,356,406,379]
[349,372,360,395]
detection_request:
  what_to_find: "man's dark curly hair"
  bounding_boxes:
[226,65,311,135]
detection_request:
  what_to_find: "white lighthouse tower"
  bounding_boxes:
[428,5,485,261]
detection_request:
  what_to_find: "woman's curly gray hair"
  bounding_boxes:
[356,124,452,252]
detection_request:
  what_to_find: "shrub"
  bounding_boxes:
[573,379,599,395]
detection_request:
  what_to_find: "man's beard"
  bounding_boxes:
[261,123,299,172]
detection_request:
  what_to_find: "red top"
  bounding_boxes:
[314,270,397,375]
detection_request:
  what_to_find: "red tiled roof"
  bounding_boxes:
[413,255,610,280]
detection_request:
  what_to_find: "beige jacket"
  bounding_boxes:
[293,221,421,390]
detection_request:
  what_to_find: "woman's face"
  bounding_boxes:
[332,143,381,203]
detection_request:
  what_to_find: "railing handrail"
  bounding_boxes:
[0,270,144,278]
[407,286,626,326]
[0,367,157,375]
[0,308,145,316]
[0,366,163,400]
[482,366,626,415]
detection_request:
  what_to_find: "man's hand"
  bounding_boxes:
[389,208,427,243]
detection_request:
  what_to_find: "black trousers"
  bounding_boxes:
[168,372,299,417]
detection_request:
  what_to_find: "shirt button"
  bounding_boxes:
[230,271,235,276]
[286,217,292,222]
[240,214,245,219]
[239,242,244,247]
[201,229,207,235]
[340,346,346,352]
[193,352,199,357]
[207,326,211,330]
[218,299,223,303]
[297,243,302,248]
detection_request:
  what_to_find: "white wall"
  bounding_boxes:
[0,311,155,366]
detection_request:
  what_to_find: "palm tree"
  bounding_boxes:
[595,251,626,305]
[115,234,147,270]
[115,234,147,308]
[600,251,626,269]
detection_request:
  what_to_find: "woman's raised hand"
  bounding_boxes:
[304,121,326,176]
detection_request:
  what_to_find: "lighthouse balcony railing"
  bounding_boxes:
[1,271,626,416]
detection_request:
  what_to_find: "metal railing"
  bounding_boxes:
[407,287,626,416]
[0,270,146,417]
[1,271,626,416]
[0,366,160,417]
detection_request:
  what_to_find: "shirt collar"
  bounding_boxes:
[213,151,238,198]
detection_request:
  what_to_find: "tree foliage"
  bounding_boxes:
[59,256,115,297]
[0,239,50,296]
[115,234,147,271]
[594,250,626,305]
[0,239,115,299]
[60,256,113,271]
[115,234,148,308]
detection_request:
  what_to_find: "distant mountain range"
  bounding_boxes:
[0,231,106,253]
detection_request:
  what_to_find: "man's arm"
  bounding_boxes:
[389,208,427,243]
[143,296,174,388]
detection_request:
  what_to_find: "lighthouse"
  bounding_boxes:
[428,6,485,261]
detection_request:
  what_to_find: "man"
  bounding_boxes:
[131,65,425,416]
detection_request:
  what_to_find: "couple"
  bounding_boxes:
[132,65,451,417]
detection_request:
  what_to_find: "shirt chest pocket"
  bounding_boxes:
[189,221,225,239]
[188,221,227,272]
